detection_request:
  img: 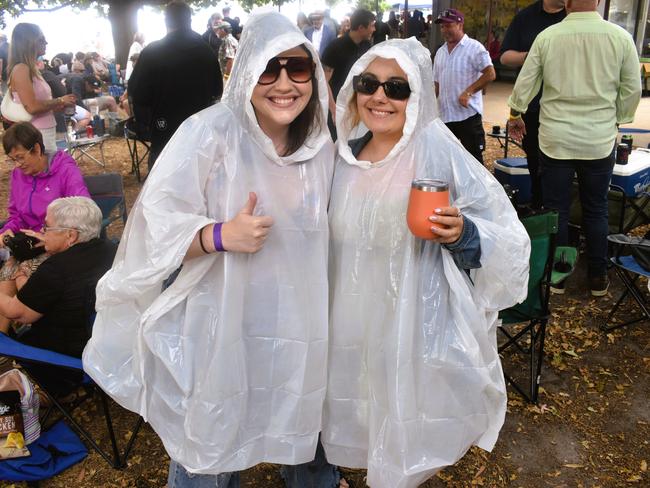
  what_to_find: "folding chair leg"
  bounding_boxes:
[99,390,123,468]
[602,269,650,332]
[122,416,145,464]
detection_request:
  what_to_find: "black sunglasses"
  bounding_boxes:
[258,57,315,85]
[352,74,411,100]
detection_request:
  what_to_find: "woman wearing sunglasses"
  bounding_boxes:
[322,39,530,487]
[83,12,334,488]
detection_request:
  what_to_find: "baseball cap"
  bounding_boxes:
[216,21,232,32]
[434,9,464,24]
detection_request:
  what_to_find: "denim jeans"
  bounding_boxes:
[279,439,341,488]
[539,150,615,277]
[167,439,340,488]
[167,461,240,488]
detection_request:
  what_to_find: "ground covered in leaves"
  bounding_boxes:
[1,134,648,488]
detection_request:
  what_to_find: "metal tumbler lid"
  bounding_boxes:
[411,179,448,192]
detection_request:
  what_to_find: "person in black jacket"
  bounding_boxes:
[129,1,223,171]
[202,12,223,57]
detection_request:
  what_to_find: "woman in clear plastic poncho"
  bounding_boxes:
[82,11,334,483]
[322,38,530,488]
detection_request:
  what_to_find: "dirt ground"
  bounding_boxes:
[1,132,648,488]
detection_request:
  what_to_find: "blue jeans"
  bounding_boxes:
[167,461,240,488]
[167,440,339,488]
[279,439,341,488]
[539,150,615,277]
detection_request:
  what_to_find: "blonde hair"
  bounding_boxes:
[8,23,44,85]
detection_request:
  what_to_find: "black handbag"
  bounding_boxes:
[2,232,46,262]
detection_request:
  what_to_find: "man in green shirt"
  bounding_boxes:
[507,0,641,297]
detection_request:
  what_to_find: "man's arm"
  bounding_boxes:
[499,14,527,67]
[616,37,642,125]
[507,37,544,115]
[459,65,496,108]
[500,50,527,67]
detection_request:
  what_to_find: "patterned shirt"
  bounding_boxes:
[433,34,492,123]
[218,34,238,75]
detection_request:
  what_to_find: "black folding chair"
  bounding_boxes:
[83,173,127,239]
[602,235,650,332]
[498,210,561,403]
[124,99,151,182]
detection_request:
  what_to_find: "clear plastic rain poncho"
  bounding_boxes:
[83,12,334,474]
[322,38,531,488]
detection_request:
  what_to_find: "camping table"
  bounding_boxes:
[486,125,523,158]
[67,134,110,169]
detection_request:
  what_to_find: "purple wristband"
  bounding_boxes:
[213,222,226,252]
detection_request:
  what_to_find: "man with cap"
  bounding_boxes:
[216,21,238,81]
[433,8,496,164]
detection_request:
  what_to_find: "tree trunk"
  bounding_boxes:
[108,0,141,70]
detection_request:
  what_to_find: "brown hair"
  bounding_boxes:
[283,45,321,156]
[2,121,45,154]
[8,23,44,84]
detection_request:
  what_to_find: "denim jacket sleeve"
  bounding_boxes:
[443,216,482,269]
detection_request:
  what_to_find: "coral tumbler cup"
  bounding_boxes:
[406,179,450,239]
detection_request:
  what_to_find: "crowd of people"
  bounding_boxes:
[0,0,643,486]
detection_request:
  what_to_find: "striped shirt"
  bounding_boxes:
[433,34,492,123]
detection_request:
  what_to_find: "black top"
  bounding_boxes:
[128,28,223,153]
[17,239,117,358]
[62,73,92,110]
[500,0,566,112]
[322,34,371,100]
[202,29,222,57]
[0,41,8,82]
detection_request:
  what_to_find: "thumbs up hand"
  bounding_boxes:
[221,192,274,253]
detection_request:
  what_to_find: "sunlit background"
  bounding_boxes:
[0,2,361,60]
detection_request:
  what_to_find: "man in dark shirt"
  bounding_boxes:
[129,1,222,170]
[202,12,223,57]
[500,0,566,208]
[322,9,376,138]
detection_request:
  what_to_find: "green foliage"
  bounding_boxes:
[453,0,529,42]
[356,0,390,14]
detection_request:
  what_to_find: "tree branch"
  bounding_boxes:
[22,1,78,13]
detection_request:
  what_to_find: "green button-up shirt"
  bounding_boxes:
[508,11,641,160]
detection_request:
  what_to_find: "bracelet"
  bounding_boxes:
[465,91,472,97]
[508,114,522,121]
[198,226,209,254]
[213,222,226,252]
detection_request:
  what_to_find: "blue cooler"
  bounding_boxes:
[611,149,650,197]
[493,157,531,203]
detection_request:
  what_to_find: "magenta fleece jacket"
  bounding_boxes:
[0,150,91,234]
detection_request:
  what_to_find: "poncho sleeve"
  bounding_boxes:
[83,106,228,412]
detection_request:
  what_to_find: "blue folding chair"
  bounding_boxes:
[0,332,143,469]
[83,173,128,239]
[603,237,650,331]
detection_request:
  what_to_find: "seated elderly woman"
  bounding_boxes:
[0,122,89,332]
[0,197,117,393]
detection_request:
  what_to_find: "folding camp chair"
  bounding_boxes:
[498,210,569,403]
[123,100,151,182]
[602,235,650,332]
[0,333,144,469]
[83,173,127,239]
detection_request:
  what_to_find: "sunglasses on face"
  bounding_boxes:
[257,57,315,85]
[352,74,411,100]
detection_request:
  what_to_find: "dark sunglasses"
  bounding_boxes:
[352,74,411,100]
[258,57,315,85]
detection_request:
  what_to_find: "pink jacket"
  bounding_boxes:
[0,150,90,234]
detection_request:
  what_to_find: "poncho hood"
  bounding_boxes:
[336,38,438,168]
[222,11,330,165]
